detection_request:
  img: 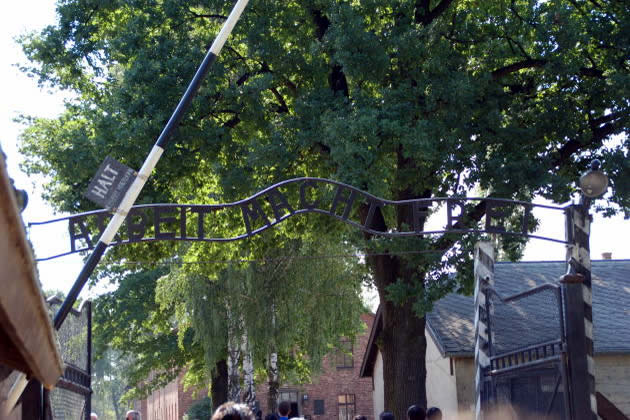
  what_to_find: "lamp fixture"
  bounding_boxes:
[579,159,609,198]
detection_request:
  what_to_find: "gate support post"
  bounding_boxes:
[474,241,495,420]
[563,204,597,420]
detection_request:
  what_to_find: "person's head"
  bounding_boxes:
[354,416,368,420]
[426,407,442,420]
[407,404,426,420]
[211,402,255,420]
[277,401,291,416]
[90,414,98,420]
[380,412,395,420]
[125,410,141,420]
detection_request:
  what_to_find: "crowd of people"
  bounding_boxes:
[90,400,443,419]
[355,405,442,420]
[378,405,443,420]
[210,400,443,420]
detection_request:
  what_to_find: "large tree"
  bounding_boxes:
[19,0,629,417]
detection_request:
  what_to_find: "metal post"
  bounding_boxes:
[562,204,597,419]
[85,300,92,420]
[474,241,495,420]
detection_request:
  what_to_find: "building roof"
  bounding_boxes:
[0,151,63,388]
[429,259,630,356]
[361,259,630,377]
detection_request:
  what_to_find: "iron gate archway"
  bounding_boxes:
[16,0,604,414]
[29,177,568,262]
[31,180,597,420]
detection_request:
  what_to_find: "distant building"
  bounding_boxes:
[256,313,375,420]
[136,313,374,420]
[135,371,207,420]
[361,260,630,419]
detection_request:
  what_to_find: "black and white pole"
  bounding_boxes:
[562,160,607,420]
[563,204,597,420]
[474,241,495,420]
[54,0,250,329]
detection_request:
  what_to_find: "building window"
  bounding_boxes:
[279,390,299,418]
[314,399,325,415]
[336,337,353,368]
[338,394,355,420]
[279,390,298,403]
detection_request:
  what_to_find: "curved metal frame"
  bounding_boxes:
[29,177,568,261]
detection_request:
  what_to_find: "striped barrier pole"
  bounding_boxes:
[53,0,250,330]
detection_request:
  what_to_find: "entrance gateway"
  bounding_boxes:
[31,177,596,420]
[18,1,601,418]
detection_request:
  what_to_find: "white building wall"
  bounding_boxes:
[367,330,630,418]
[595,354,630,416]
[454,357,475,416]
[370,330,460,418]
[372,351,384,419]
[426,330,459,417]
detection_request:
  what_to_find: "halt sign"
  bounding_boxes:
[85,156,136,209]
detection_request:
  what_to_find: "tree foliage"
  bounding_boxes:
[93,266,205,401]
[185,396,212,420]
[155,237,366,380]
[92,349,134,420]
[19,0,629,417]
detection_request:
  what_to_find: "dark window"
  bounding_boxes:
[314,399,325,415]
[278,390,299,417]
[336,338,353,368]
[338,394,355,420]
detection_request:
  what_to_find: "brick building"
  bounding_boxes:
[135,313,374,420]
[135,371,207,420]
[256,313,375,420]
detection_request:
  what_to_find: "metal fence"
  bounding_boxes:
[482,284,569,419]
[46,297,92,420]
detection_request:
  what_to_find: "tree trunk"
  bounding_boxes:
[242,332,256,408]
[211,359,229,408]
[366,250,429,419]
[267,305,279,414]
[361,184,430,419]
[112,389,121,420]
[380,298,427,419]
[226,304,242,402]
[267,351,279,414]
[227,330,242,402]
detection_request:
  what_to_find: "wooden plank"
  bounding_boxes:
[0,152,63,388]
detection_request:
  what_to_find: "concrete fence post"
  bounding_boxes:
[474,241,495,420]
